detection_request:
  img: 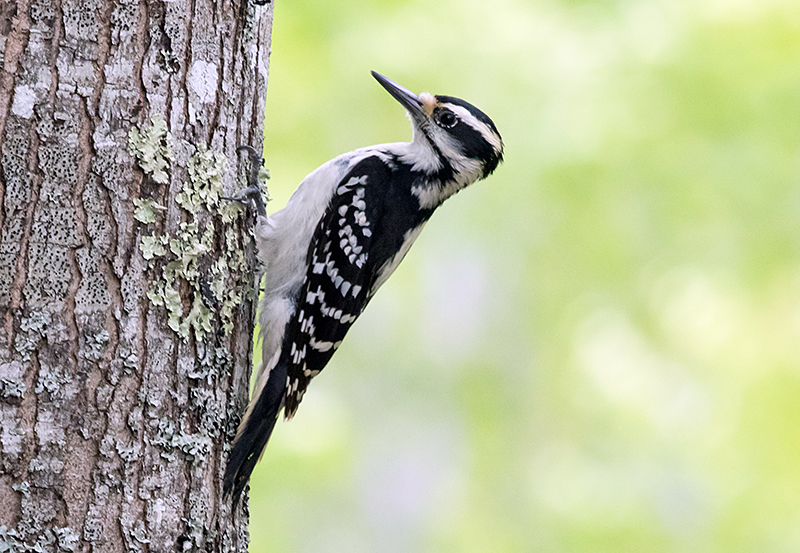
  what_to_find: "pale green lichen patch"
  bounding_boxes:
[143,217,228,342]
[165,222,211,281]
[129,121,261,344]
[209,258,229,301]
[132,198,166,224]
[146,280,183,334]
[219,200,244,224]
[140,235,168,261]
[179,295,213,342]
[258,165,271,192]
[178,145,227,213]
[128,115,174,185]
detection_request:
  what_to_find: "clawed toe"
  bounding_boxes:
[223,186,267,217]
[228,145,268,217]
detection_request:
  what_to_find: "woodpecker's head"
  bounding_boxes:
[372,71,503,201]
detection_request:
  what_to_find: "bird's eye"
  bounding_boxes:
[438,110,457,128]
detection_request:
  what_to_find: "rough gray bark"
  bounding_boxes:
[0,0,272,550]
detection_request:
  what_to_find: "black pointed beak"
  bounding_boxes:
[371,71,426,122]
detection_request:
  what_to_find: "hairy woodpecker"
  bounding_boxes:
[224,71,503,501]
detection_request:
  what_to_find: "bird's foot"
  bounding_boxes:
[225,145,269,217]
[224,186,267,218]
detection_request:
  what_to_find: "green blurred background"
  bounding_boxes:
[248,0,800,551]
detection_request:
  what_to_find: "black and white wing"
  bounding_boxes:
[281,156,391,417]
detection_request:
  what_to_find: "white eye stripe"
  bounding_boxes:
[445,104,503,154]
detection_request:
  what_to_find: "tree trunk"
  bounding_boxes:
[0,0,272,549]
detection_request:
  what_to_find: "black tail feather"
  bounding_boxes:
[223,358,287,503]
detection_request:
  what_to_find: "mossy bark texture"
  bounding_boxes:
[0,0,273,550]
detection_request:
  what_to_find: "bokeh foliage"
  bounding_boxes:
[248,0,800,551]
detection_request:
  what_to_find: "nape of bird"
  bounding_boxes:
[224,71,504,502]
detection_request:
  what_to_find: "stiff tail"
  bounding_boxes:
[223,358,287,503]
